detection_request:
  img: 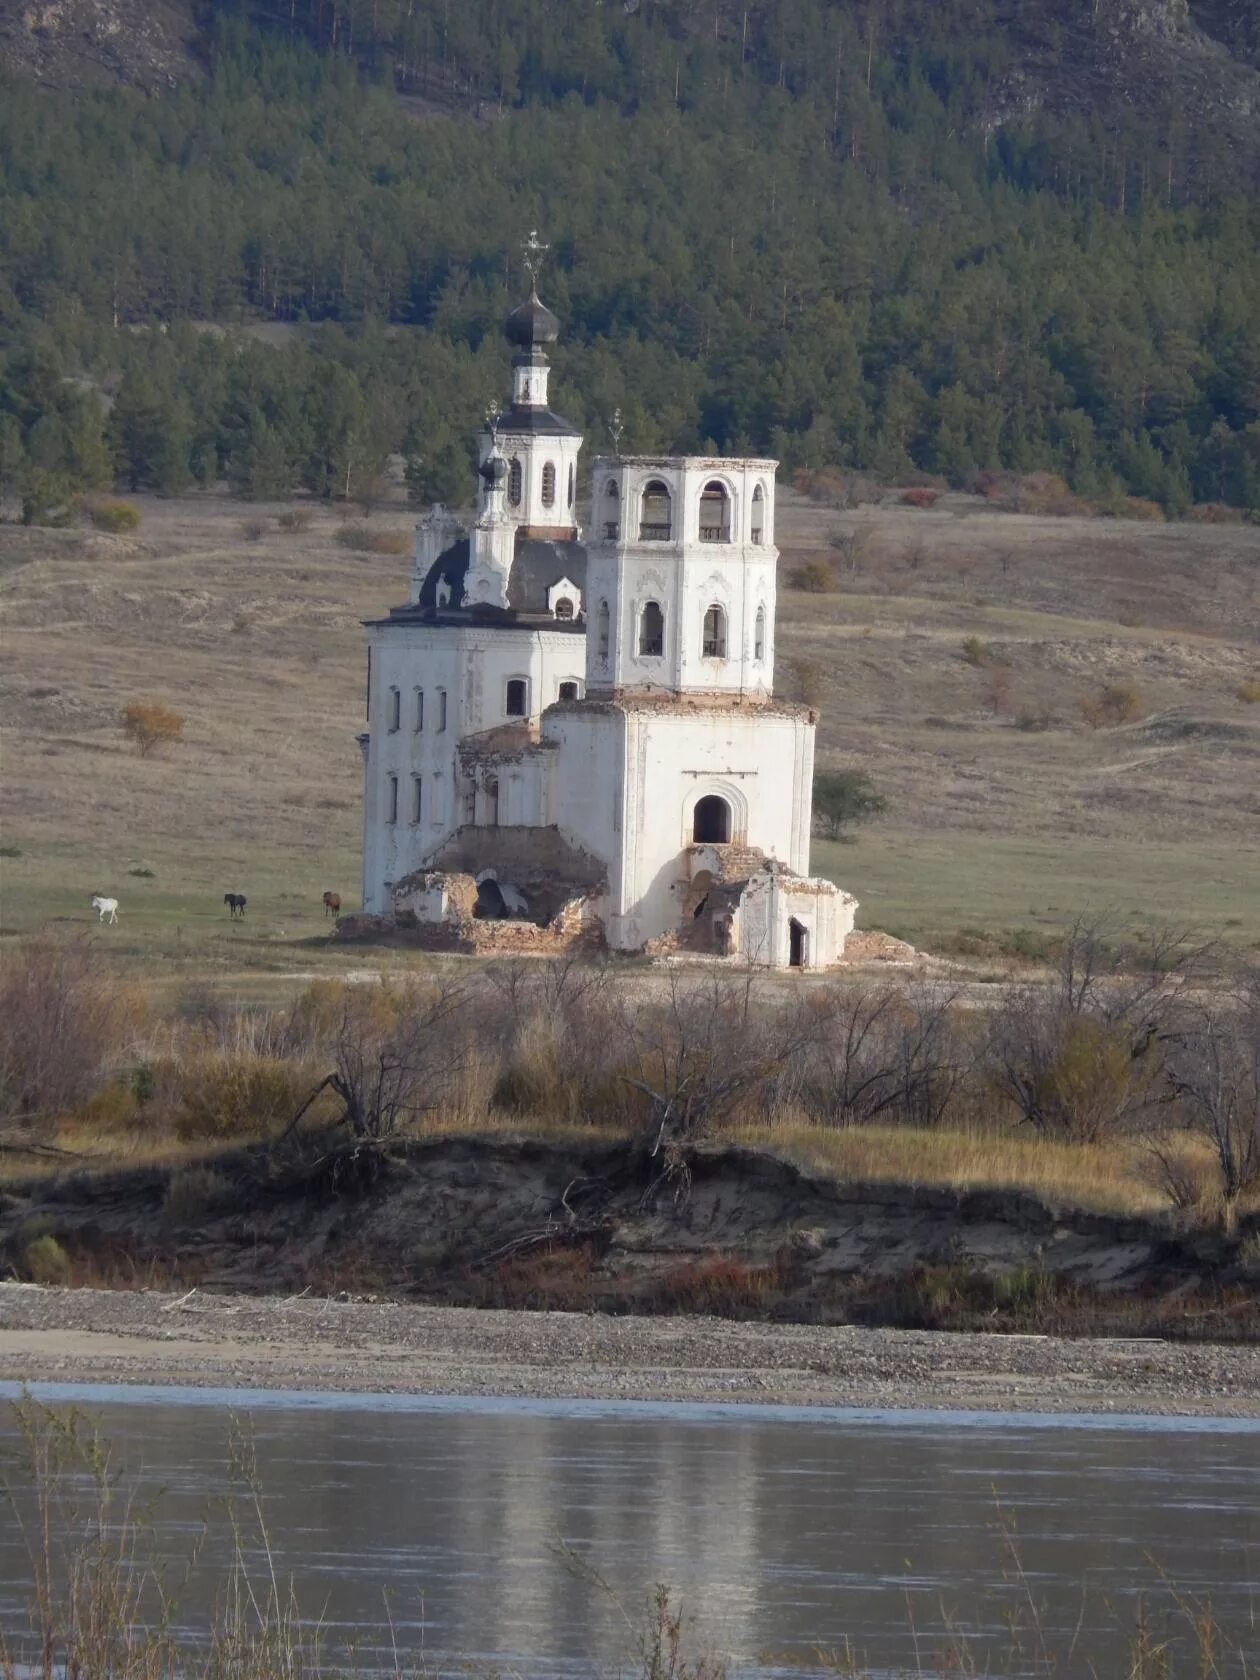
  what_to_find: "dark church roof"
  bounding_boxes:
[372,531,587,631]
[505,289,560,350]
[493,403,581,438]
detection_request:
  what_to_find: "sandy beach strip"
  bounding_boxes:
[0,1283,1256,1417]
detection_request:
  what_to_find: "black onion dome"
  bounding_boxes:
[505,289,560,350]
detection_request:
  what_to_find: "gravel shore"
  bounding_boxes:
[0,1284,1257,1416]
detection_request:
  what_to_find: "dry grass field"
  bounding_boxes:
[1,486,1258,978]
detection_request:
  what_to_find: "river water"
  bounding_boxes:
[0,1385,1256,1677]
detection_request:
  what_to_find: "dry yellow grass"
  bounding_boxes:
[735,1119,1206,1217]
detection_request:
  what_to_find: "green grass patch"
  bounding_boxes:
[814,832,1260,949]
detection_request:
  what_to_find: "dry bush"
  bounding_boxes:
[653,1254,782,1317]
[984,666,1015,716]
[787,558,836,593]
[90,499,141,533]
[240,519,267,542]
[275,508,314,532]
[1016,472,1088,517]
[335,524,412,556]
[1080,681,1143,728]
[21,1232,71,1284]
[984,917,1202,1144]
[0,940,144,1126]
[120,700,184,757]
[1187,502,1245,524]
[290,976,470,1139]
[1160,970,1260,1209]
[900,487,941,508]
[1104,495,1166,523]
[793,982,970,1131]
[173,1053,307,1142]
[1235,678,1260,704]
[475,1243,600,1311]
[779,655,825,708]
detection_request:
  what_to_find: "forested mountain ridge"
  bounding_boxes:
[1,0,1258,517]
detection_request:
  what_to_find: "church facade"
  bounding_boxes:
[358,277,856,968]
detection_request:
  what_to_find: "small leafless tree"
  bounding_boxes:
[610,970,813,1155]
[289,978,468,1141]
[797,981,969,1129]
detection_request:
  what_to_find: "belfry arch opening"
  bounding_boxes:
[751,483,766,544]
[693,794,732,845]
[640,481,673,541]
[700,480,732,543]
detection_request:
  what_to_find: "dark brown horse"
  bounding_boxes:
[323,891,341,920]
[223,893,247,918]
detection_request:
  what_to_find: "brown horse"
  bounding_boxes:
[322,891,341,920]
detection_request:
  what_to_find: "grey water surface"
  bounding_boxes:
[0,1385,1256,1678]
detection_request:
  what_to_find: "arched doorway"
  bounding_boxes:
[789,918,809,969]
[693,795,732,844]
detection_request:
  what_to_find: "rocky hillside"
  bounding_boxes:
[0,0,202,89]
[1,0,1257,179]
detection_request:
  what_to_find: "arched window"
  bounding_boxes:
[486,776,500,826]
[702,604,727,659]
[693,795,732,844]
[388,687,401,732]
[414,688,424,732]
[554,596,575,621]
[387,774,399,825]
[567,462,575,509]
[603,478,620,541]
[542,462,557,507]
[411,775,423,825]
[751,482,766,544]
[754,605,766,663]
[508,459,523,506]
[506,678,528,718]
[638,600,665,658]
[558,680,580,701]
[640,480,672,541]
[700,480,731,543]
[437,688,448,732]
[597,600,610,660]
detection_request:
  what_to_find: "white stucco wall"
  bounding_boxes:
[361,624,587,910]
[541,703,815,951]
[585,456,778,698]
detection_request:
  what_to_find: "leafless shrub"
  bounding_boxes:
[607,971,813,1154]
[984,916,1205,1144]
[289,978,469,1140]
[1162,967,1260,1209]
[795,982,970,1130]
[0,940,142,1126]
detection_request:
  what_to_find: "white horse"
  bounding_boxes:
[90,894,119,925]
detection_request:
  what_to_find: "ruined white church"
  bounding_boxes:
[357,262,857,968]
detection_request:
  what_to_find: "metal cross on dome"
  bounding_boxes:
[522,229,549,290]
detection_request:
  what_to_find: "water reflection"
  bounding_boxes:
[0,1389,1256,1676]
